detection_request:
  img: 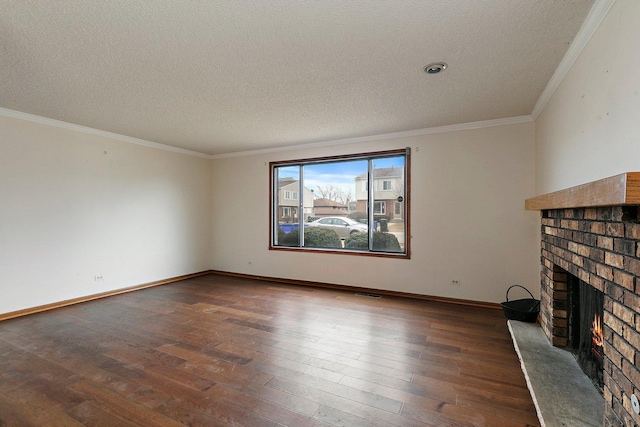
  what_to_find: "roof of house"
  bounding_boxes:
[278,178,298,188]
[313,198,347,208]
[356,167,404,179]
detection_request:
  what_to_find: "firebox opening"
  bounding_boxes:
[621,206,639,222]
[568,274,604,395]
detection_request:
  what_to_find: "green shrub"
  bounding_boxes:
[277,227,287,244]
[280,228,299,246]
[344,231,368,248]
[304,227,342,248]
[344,231,401,251]
[347,211,368,223]
[280,227,342,248]
[374,231,401,251]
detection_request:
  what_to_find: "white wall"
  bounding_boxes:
[536,0,640,194]
[0,115,212,315]
[211,122,539,303]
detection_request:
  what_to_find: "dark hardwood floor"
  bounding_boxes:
[0,274,540,426]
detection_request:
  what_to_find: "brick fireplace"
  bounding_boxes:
[526,173,640,427]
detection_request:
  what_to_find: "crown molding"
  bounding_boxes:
[2,106,532,161]
[210,115,534,159]
[531,0,616,119]
[0,107,212,159]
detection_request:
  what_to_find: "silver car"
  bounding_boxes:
[306,217,367,238]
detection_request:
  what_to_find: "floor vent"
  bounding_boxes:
[355,292,382,299]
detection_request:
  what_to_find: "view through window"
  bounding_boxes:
[271,149,409,256]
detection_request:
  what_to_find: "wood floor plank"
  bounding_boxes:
[206,383,324,427]
[230,376,323,417]
[66,400,139,427]
[212,323,417,381]
[0,380,85,426]
[215,336,422,400]
[312,404,390,427]
[157,343,272,383]
[265,376,429,427]
[67,380,187,426]
[0,273,539,426]
[253,360,404,414]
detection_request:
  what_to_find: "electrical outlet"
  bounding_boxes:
[451,280,460,285]
[94,275,104,281]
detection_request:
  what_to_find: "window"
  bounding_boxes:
[373,201,386,215]
[284,190,298,200]
[271,148,410,257]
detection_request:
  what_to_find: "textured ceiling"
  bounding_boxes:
[1,1,595,156]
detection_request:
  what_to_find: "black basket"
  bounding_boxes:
[501,285,540,323]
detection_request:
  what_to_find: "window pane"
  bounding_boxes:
[304,160,367,248]
[274,165,300,246]
[371,156,405,253]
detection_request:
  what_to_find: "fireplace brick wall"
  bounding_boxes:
[539,207,640,427]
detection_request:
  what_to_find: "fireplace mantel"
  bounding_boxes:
[525,172,640,210]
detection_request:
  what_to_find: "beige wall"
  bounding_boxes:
[536,0,640,194]
[211,122,539,303]
[0,114,538,314]
[0,115,212,314]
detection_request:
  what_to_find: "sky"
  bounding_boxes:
[277,155,404,196]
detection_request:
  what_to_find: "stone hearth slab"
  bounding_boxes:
[508,320,604,427]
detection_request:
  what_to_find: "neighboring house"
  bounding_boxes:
[313,198,349,218]
[355,167,405,220]
[277,179,314,223]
